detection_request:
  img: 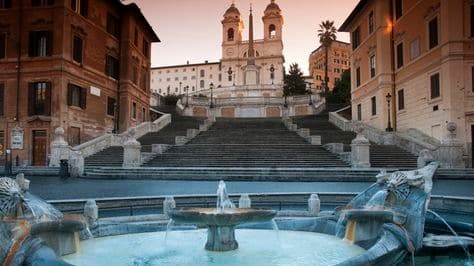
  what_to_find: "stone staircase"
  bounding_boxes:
[84,111,204,168]
[143,118,349,168]
[293,114,418,169]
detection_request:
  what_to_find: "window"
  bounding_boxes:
[471,5,474,37]
[142,39,149,57]
[70,0,87,16]
[134,28,138,46]
[430,73,440,99]
[356,104,362,121]
[0,0,11,8]
[68,127,81,146]
[192,86,195,91]
[200,80,204,88]
[106,13,120,38]
[218,74,222,82]
[0,83,4,116]
[352,27,360,50]
[371,96,376,116]
[105,55,119,79]
[370,55,376,78]
[356,67,361,87]
[174,77,179,81]
[28,82,51,116]
[28,31,52,57]
[269,24,276,38]
[395,0,403,20]
[131,102,136,119]
[410,37,420,60]
[132,61,138,85]
[472,67,474,92]
[396,42,403,68]
[67,83,87,109]
[200,69,205,77]
[175,87,178,93]
[72,35,83,63]
[0,33,5,59]
[191,76,196,80]
[32,0,54,6]
[428,17,438,49]
[107,97,116,116]
[141,68,147,91]
[141,107,146,122]
[398,89,405,110]
[227,28,234,41]
[368,11,374,34]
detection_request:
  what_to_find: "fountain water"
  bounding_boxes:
[427,209,472,261]
[169,180,277,251]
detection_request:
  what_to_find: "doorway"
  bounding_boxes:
[32,130,47,166]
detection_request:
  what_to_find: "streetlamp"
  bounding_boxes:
[4,149,12,176]
[269,64,275,85]
[179,82,182,95]
[209,82,214,108]
[386,93,393,132]
[185,85,189,107]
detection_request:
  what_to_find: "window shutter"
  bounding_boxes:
[80,87,87,109]
[46,31,53,56]
[28,31,36,57]
[28,83,35,116]
[80,0,88,17]
[67,84,73,106]
[45,82,52,116]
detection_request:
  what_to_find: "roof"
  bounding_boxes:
[120,2,160,42]
[310,40,351,54]
[151,61,221,70]
[339,0,369,32]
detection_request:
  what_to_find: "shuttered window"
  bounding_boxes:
[106,13,120,38]
[371,96,376,116]
[67,83,87,109]
[105,55,119,79]
[72,35,83,63]
[31,0,54,6]
[0,0,12,8]
[0,83,4,116]
[396,42,404,68]
[28,82,51,116]
[28,31,52,57]
[430,73,440,99]
[398,89,405,110]
[0,33,5,59]
[428,17,438,49]
[107,97,116,116]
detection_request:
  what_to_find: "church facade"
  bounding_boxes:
[151,0,285,98]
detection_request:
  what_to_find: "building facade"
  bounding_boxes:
[0,0,159,166]
[151,0,285,98]
[340,0,474,167]
[308,40,351,92]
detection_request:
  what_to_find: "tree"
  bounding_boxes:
[317,20,337,95]
[283,63,308,96]
[327,69,351,105]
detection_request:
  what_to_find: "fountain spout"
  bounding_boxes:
[216,180,235,213]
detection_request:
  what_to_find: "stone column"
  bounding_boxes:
[163,196,176,218]
[308,194,320,215]
[351,126,371,168]
[239,194,251,208]
[49,127,70,167]
[438,122,465,168]
[123,129,142,167]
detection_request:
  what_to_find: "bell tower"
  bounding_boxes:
[262,0,283,41]
[222,3,243,46]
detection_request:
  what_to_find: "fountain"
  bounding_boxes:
[0,175,86,265]
[168,180,277,251]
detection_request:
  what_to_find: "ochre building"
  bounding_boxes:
[340,0,474,167]
[0,0,159,166]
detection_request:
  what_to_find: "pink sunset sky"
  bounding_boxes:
[129,0,359,75]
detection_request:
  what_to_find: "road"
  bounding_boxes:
[27,176,474,200]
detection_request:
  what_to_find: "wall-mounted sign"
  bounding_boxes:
[90,86,101,97]
[11,127,24,150]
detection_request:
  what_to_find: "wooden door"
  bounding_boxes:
[32,130,47,166]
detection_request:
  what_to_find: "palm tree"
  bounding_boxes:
[317,20,337,96]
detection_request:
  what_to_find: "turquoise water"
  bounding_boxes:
[63,229,365,266]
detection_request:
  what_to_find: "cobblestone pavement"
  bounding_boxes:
[27,176,474,200]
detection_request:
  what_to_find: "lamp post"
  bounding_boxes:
[179,82,182,95]
[269,64,275,85]
[386,93,393,132]
[209,82,214,108]
[4,149,12,176]
[185,85,189,107]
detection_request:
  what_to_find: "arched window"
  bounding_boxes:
[200,80,205,88]
[269,24,276,38]
[227,28,234,41]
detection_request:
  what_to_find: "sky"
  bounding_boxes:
[131,0,359,75]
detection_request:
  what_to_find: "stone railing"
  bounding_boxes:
[49,114,172,176]
[329,107,466,168]
[186,95,318,108]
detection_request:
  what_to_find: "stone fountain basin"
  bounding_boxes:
[169,208,277,226]
[343,209,394,223]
